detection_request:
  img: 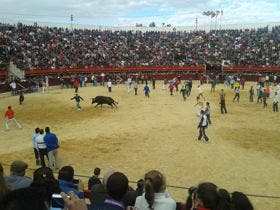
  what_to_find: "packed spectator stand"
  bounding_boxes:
[0,23,280,71]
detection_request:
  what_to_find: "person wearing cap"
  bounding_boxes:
[4,160,32,190]
[4,106,22,131]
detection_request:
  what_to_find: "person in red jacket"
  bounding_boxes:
[73,79,80,93]
[4,106,22,130]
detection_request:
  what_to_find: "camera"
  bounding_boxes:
[50,194,69,210]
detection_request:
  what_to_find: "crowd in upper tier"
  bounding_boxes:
[0,23,280,71]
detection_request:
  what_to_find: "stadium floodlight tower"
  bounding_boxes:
[70,14,74,31]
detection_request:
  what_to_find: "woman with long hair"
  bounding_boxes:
[134,170,176,210]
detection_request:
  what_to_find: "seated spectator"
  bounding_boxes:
[187,182,233,210]
[0,166,60,210]
[88,171,129,210]
[123,179,144,207]
[4,160,32,190]
[89,169,115,206]
[32,167,61,203]
[134,170,176,210]
[231,191,254,210]
[88,167,102,190]
[58,166,84,199]
[0,163,10,201]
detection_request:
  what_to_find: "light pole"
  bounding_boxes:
[70,14,73,31]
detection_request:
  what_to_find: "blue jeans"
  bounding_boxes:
[76,102,81,109]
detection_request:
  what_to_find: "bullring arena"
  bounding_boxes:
[1,80,279,209]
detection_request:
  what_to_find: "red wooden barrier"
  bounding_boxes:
[0,71,8,78]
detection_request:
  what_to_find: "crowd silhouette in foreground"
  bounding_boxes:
[0,161,254,210]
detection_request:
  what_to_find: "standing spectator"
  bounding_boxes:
[32,127,41,165]
[45,75,49,88]
[19,91,24,105]
[41,80,46,93]
[44,127,59,170]
[4,160,32,190]
[133,80,138,96]
[249,86,254,102]
[197,110,209,143]
[257,88,263,103]
[35,129,48,167]
[273,92,279,112]
[71,94,84,110]
[10,81,17,96]
[58,166,84,199]
[135,170,176,210]
[107,79,112,92]
[143,84,150,98]
[4,106,22,131]
[88,167,102,190]
[220,89,227,114]
[204,102,212,124]
[210,79,216,92]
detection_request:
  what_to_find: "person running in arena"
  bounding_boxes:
[204,102,212,124]
[249,86,254,102]
[71,94,84,110]
[168,82,174,96]
[262,89,268,108]
[180,85,186,101]
[197,85,205,101]
[4,106,22,130]
[233,87,240,102]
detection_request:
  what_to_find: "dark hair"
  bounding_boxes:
[144,170,165,210]
[58,166,74,182]
[185,187,197,210]
[231,191,254,210]
[35,127,40,133]
[106,172,128,201]
[196,182,233,210]
[32,167,60,204]
[39,129,44,135]
[94,167,101,176]
[45,127,50,133]
[136,179,144,191]
[0,163,10,202]
[8,106,11,109]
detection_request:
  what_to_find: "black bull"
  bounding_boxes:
[92,96,118,108]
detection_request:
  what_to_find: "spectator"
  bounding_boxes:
[4,160,32,190]
[88,167,102,190]
[88,171,129,210]
[58,166,84,199]
[135,170,176,210]
[190,182,233,210]
[44,127,59,169]
[231,191,254,210]
[32,127,41,165]
[0,163,10,201]
[123,179,144,207]
[35,129,48,167]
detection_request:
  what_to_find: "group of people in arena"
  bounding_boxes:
[0,162,254,210]
[0,23,280,71]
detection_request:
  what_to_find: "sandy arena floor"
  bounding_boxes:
[0,81,280,209]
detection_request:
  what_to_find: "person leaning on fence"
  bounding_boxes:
[4,106,22,131]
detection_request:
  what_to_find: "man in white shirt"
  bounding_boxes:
[107,79,112,92]
[197,110,209,143]
[10,81,17,96]
[197,85,205,101]
[273,92,279,112]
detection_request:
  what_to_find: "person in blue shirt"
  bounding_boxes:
[143,85,150,98]
[44,127,59,169]
[58,166,84,199]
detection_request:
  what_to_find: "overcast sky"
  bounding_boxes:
[0,0,279,27]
